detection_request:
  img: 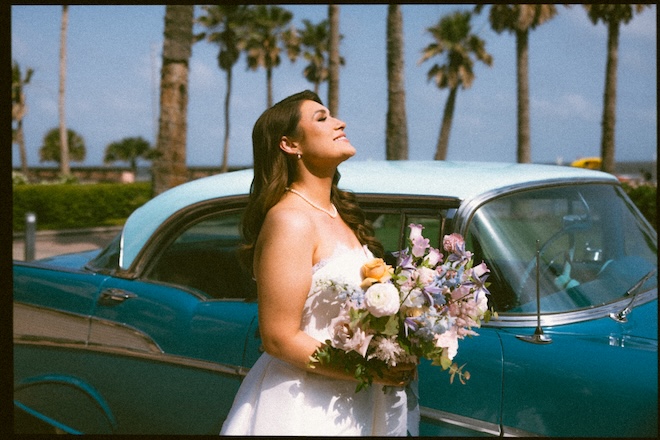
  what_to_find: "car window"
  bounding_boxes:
[146,210,256,300]
[367,211,443,265]
[466,184,657,314]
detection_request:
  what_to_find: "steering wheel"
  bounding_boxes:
[517,229,578,295]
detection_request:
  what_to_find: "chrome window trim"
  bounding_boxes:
[484,288,657,328]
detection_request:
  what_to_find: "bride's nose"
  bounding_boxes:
[335,118,346,130]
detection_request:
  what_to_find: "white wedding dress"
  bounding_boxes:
[220,244,418,436]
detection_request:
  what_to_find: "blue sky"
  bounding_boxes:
[11,4,657,168]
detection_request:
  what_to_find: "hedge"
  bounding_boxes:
[13,182,152,232]
[621,182,657,231]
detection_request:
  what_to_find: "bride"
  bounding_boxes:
[221,91,418,436]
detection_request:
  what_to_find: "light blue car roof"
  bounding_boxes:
[119,160,616,270]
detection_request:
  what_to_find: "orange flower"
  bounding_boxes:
[360,258,393,290]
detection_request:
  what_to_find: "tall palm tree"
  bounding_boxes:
[152,5,194,196]
[475,4,556,163]
[386,5,408,160]
[583,4,651,174]
[196,5,251,173]
[327,5,340,115]
[298,19,327,95]
[245,5,295,108]
[420,10,492,161]
[12,61,34,178]
[59,5,70,176]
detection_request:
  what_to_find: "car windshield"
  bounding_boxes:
[465,183,657,314]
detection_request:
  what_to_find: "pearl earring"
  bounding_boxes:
[297,153,301,160]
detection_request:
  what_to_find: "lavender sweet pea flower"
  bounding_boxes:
[409,223,424,241]
[411,235,430,258]
[423,247,443,267]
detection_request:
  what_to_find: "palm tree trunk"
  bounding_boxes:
[386,4,408,160]
[266,67,273,108]
[152,5,194,196]
[328,4,340,115]
[601,20,619,174]
[435,86,457,161]
[17,120,29,177]
[58,5,70,176]
[221,66,232,173]
[516,28,531,164]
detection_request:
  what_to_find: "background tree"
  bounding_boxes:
[152,5,194,196]
[583,4,651,174]
[12,61,34,177]
[421,10,492,160]
[298,19,334,95]
[245,5,295,108]
[39,127,86,164]
[386,5,408,160]
[104,136,155,174]
[476,4,557,163]
[327,5,340,115]
[196,5,251,173]
[59,5,70,176]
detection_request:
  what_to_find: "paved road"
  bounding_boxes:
[12,227,122,261]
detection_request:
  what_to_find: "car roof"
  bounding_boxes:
[119,160,616,270]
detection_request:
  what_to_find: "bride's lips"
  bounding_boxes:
[334,133,349,142]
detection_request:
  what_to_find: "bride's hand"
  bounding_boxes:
[375,362,417,387]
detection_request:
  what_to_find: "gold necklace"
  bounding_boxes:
[286,187,338,218]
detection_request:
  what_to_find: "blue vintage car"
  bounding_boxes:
[14,161,657,436]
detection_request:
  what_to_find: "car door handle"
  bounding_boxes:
[98,288,137,306]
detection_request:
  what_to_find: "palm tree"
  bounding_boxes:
[12,61,34,178]
[386,5,408,160]
[327,5,340,115]
[583,4,651,174]
[244,5,295,108]
[152,5,194,196]
[297,19,344,95]
[59,5,70,176]
[104,136,155,174]
[475,4,557,163]
[420,11,492,161]
[196,5,251,173]
[39,127,86,164]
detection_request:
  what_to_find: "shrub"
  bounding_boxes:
[622,181,657,230]
[13,182,152,231]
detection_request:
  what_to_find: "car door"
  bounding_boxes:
[88,208,258,434]
[363,204,505,436]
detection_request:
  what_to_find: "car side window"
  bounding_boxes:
[146,210,256,301]
[367,212,442,264]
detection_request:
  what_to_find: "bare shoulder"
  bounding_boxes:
[261,201,316,240]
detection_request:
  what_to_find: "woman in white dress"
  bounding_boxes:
[221,91,418,436]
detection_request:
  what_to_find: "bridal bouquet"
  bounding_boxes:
[310,224,493,392]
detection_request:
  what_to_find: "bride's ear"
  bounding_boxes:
[279,136,301,157]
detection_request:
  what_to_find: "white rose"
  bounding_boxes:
[434,327,459,360]
[364,283,400,317]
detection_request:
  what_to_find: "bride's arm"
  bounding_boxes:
[254,206,415,387]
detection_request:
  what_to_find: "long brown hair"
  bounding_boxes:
[240,90,383,273]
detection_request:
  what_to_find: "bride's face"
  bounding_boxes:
[293,100,356,163]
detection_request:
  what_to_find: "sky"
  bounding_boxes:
[10,4,657,169]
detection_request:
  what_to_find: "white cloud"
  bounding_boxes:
[533,93,599,122]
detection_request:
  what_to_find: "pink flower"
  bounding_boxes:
[443,233,465,253]
[330,309,373,357]
[434,327,459,360]
[424,247,443,267]
[408,223,424,241]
